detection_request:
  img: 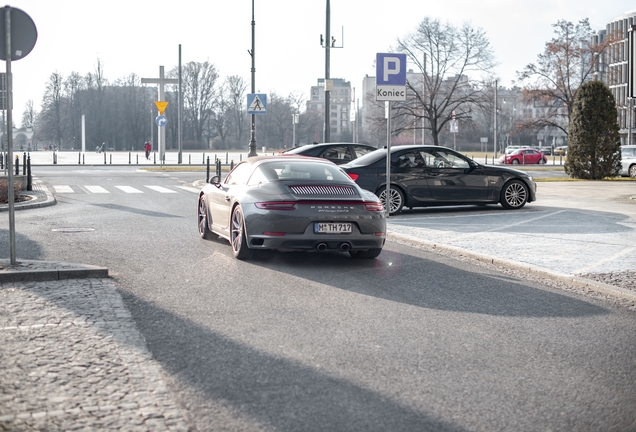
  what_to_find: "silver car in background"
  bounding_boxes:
[198,156,386,260]
[620,145,636,178]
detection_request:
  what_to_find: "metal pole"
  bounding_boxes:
[324,0,331,143]
[5,7,16,265]
[248,0,257,157]
[178,44,183,164]
[493,80,498,161]
[422,53,426,146]
[385,101,391,218]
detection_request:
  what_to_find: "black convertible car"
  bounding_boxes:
[341,145,537,215]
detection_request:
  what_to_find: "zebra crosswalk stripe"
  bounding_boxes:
[53,186,74,193]
[115,186,143,193]
[144,186,177,193]
[84,186,110,193]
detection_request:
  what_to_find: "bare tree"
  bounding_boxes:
[224,75,248,147]
[515,19,614,137]
[180,61,219,147]
[388,18,496,146]
[40,72,65,149]
[64,72,85,149]
[20,100,37,129]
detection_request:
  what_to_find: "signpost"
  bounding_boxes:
[376,53,406,216]
[142,66,177,164]
[1,6,37,266]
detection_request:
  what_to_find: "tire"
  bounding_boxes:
[198,196,217,240]
[500,180,528,209]
[512,159,519,165]
[231,205,253,260]
[349,248,383,259]
[630,165,636,178]
[538,158,546,165]
[376,186,405,215]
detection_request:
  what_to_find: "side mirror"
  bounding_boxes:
[209,175,221,185]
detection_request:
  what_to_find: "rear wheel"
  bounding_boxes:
[349,248,383,259]
[376,186,404,215]
[538,158,546,165]
[231,205,253,260]
[198,196,217,240]
[500,180,528,209]
[630,165,636,178]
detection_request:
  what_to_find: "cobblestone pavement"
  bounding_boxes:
[0,278,188,431]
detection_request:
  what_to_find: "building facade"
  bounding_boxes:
[600,9,636,144]
[306,78,352,140]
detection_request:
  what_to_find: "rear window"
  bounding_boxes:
[343,148,386,167]
[253,160,353,183]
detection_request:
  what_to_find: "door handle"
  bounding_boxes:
[225,196,231,202]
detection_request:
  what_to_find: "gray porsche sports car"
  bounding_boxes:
[197,156,387,260]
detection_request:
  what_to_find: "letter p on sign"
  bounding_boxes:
[383,57,400,82]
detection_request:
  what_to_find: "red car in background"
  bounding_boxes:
[499,148,547,165]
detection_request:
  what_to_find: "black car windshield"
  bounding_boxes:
[343,148,386,167]
[252,160,353,183]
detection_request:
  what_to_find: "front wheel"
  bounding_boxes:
[629,165,636,178]
[376,186,405,215]
[512,159,519,165]
[500,180,528,209]
[349,248,383,259]
[231,205,253,260]
[198,196,217,240]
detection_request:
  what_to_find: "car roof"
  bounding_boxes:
[240,155,338,166]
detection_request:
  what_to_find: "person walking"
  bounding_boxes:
[144,141,152,160]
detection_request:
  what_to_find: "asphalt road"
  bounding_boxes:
[2,166,635,431]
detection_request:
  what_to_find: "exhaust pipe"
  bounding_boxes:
[339,243,351,252]
[316,243,328,252]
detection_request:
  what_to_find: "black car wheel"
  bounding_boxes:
[231,205,253,260]
[198,196,217,240]
[349,248,383,259]
[500,180,528,209]
[377,186,404,215]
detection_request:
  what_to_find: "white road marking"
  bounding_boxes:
[84,186,110,193]
[575,247,636,274]
[144,186,177,193]
[53,186,74,193]
[115,186,143,194]
[175,185,200,193]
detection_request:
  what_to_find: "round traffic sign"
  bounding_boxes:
[156,115,167,127]
[0,7,38,61]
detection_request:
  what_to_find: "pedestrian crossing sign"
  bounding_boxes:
[247,94,267,114]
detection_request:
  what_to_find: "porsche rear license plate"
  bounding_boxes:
[314,222,352,234]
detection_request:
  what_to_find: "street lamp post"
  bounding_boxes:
[248,0,258,157]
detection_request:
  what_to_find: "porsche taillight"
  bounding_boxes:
[254,202,297,210]
[347,172,359,181]
[364,201,385,212]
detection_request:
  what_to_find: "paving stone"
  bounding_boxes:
[0,277,187,430]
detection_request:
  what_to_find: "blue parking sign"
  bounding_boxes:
[376,53,407,86]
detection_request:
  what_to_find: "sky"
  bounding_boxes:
[5,0,636,126]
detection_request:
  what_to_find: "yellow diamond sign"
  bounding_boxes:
[154,101,169,115]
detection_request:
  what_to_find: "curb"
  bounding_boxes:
[387,231,636,303]
[0,260,109,283]
[0,183,56,212]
